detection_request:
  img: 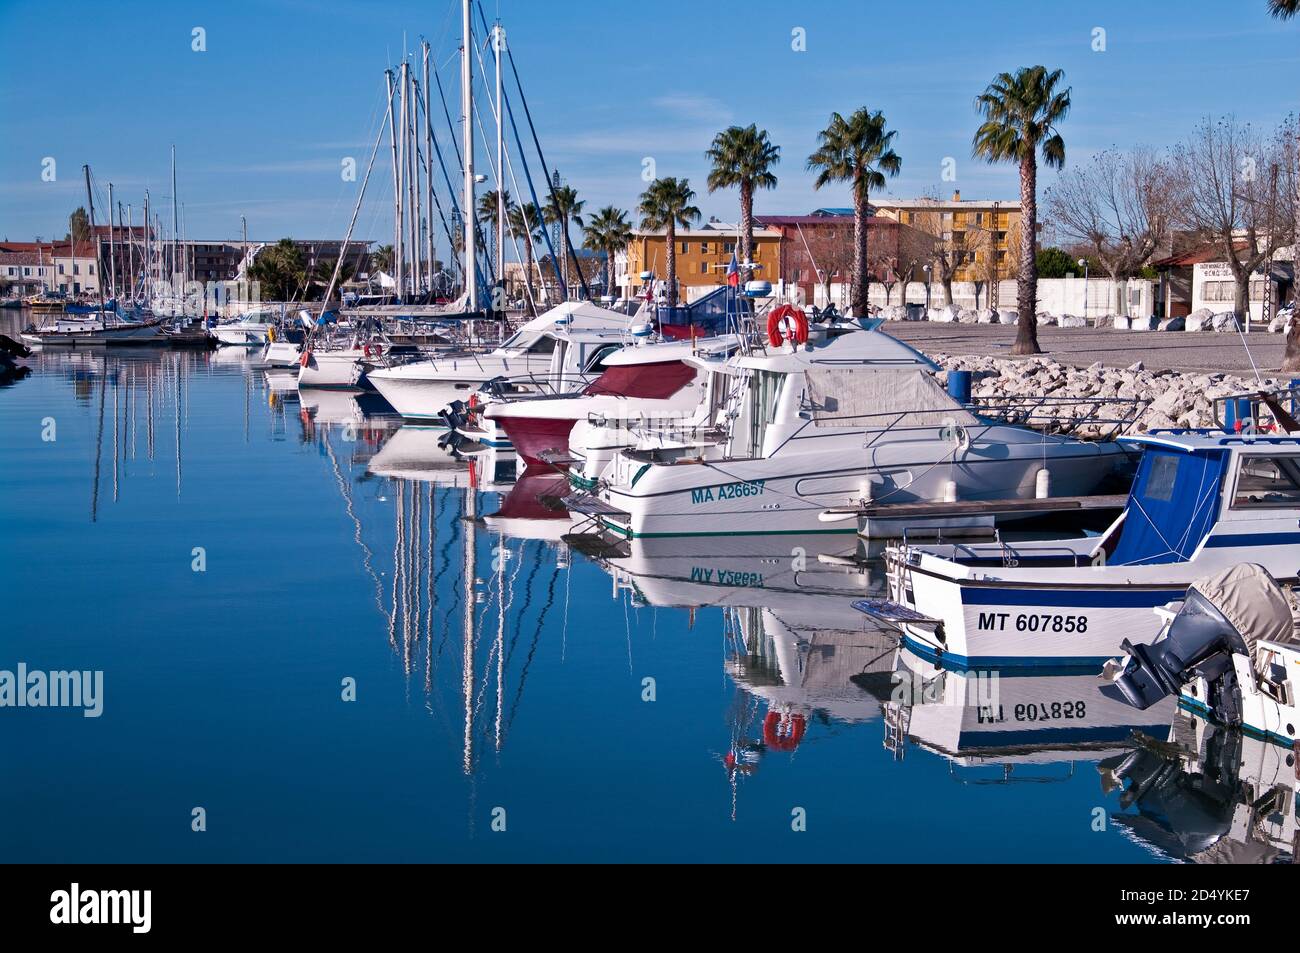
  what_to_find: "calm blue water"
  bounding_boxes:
[0,340,1217,862]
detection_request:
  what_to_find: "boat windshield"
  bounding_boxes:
[583,360,695,399]
[1108,448,1228,565]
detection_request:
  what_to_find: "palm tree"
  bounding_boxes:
[476,189,515,273]
[508,202,544,314]
[638,177,701,310]
[972,65,1070,355]
[543,184,585,293]
[370,244,394,275]
[583,206,633,300]
[705,124,780,278]
[1269,1,1299,16]
[806,108,901,317]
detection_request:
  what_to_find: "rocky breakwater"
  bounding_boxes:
[932,353,1294,438]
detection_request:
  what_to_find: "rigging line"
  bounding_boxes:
[412,89,459,257]
[502,561,558,739]
[479,2,583,300]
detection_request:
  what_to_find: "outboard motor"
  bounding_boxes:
[1108,564,1295,726]
[440,399,468,431]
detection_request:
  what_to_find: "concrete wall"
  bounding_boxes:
[771,276,1154,316]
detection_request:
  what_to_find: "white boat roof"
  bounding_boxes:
[600,334,741,366]
[519,300,632,335]
[727,327,936,374]
[1122,431,1300,453]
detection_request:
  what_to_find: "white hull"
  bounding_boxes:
[298,349,375,390]
[594,436,1124,539]
[212,325,270,346]
[20,317,163,346]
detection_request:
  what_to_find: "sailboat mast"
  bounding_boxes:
[406,65,420,297]
[84,165,106,314]
[422,40,435,295]
[171,145,179,295]
[494,22,505,313]
[462,0,477,313]
[108,182,116,299]
[398,61,410,299]
[384,68,401,302]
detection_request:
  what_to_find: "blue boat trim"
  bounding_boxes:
[960,587,1185,608]
[958,725,1170,747]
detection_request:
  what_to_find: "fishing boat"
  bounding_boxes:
[367,301,633,419]
[861,433,1300,671]
[572,320,1131,540]
[482,332,742,470]
[1105,562,1300,751]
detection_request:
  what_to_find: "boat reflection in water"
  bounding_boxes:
[880,647,1175,771]
[1105,708,1299,863]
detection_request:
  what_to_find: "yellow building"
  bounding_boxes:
[873,191,1022,283]
[624,225,782,299]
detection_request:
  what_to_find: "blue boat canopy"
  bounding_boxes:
[1109,446,1228,566]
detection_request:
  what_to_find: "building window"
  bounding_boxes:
[700,242,710,254]
[73,264,79,275]
[724,242,735,253]
[23,267,30,275]
[89,265,95,275]
[975,213,984,226]
[58,264,64,274]
[680,242,689,254]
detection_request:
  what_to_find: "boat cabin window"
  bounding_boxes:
[581,343,622,373]
[525,334,557,355]
[1231,454,1300,508]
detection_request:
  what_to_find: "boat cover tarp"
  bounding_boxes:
[804,368,979,429]
[1108,447,1226,566]
[1190,563,1296,653]
[584,360,695,399]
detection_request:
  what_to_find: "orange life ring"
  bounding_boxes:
[763,710,807,752]
[363,343,382,358]
[767,304,809,348]
[299,349,312,367]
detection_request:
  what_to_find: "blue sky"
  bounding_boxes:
[2,0,1298,250]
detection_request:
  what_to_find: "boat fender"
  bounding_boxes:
[762,710,807,752]
[767,305,809,348]
[1035,467,1051,500]
[299,349,312,367]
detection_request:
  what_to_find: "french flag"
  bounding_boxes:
[726,253,740,287]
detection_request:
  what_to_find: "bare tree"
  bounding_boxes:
[907,193,989,307]
[800,224,856,307]
[1046,147,1175,316]
[893,223,936,305]
[1171,116,1295,321]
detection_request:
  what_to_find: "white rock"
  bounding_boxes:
[1058,315,1087,329]
[1128,316,1158,331]
[1159,317,1186,331]
[1037,312,1056,326]
[1185,311,1211,332]
[976,308,997,324]
[1112,315,1131,331]
[997,309,1018,325]
[928,305,958,323]
[957,308,979,324]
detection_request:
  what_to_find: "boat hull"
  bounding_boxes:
[298,350,372,390]
[492,415,578,468]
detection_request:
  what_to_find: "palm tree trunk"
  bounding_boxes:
[1013,154,1041,355]
[740,180,753,281]
[852,188,868,317]
[666,222,678,310]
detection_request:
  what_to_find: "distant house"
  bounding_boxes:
[1151,242,1293,324]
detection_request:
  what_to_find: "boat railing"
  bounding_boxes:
[1211,383,1300,434]
[967,394,1150,441]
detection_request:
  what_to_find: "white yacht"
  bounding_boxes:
[211,308,281,346]
[20,310,164,346]
[483,334,741,470]
[366,301,633,420]
[577,325,1130,540]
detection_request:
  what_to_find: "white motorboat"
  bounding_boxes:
[262,340,303,367]
[19,310,165,346]
[575,324,1130,540]
[211,308,281,346]
[367,424,518,490]
[366,301,634,421]
[483,334,741,471]
[863,433,1300,671]
[297,341,393,390]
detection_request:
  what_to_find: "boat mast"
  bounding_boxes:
[143,190,150,305]
[171,145,179,297]
[108,181,116,299]
[462,0,477,313]
[83,164,106,315]
[494,21,505,314]
[422,40,435,296]
[406,63,420,298]
[384,68,401,302]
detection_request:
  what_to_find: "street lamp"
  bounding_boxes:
[1078,258,1089,323]
[923,263,932,312]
